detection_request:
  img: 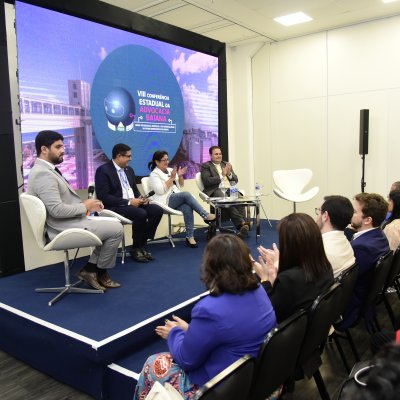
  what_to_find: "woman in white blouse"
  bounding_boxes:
[383,190,400,251]
[149,150,215,248]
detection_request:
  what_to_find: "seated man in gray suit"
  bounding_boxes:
[200,146,249,237]
[27,130,124,291]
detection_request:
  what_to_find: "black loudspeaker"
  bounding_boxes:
[359,109,369,155]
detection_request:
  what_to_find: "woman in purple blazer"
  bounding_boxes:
[133,234,277,399]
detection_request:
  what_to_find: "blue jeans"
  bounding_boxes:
[168,192,208,238]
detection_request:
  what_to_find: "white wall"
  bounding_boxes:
[228,15,400,220]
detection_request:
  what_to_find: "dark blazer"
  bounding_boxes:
[262,266,334,323]
[338,228,389,329]
[95,161,141,209]
[200,161,238,197]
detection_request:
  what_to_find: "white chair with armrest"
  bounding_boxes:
[98,209,131,264]
[20,192,104,306]
[141,176,184,247]
[90,184,132,264]
[273,168,319,213]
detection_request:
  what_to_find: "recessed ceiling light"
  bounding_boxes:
[274,11,313,26]
[382,0,399,4]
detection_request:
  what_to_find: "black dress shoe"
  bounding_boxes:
[130,248,149,263]
[185,238,198,248]
[77,268,106,291]
[140,247,154,261]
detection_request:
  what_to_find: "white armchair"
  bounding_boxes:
[20,193,104,306]
[272,168,319,212]
[141,177,184,247]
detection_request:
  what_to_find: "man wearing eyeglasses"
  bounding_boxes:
[336,193,389,330]
[315,195,355,278]
[95,143,163,263]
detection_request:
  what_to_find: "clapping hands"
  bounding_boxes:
[252,243,280,285]
[155,315,189,340]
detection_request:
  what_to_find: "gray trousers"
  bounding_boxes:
[83,219,123,270]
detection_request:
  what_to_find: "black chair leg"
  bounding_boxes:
[345,329,360,361]
[383,293,397,329]
[313,369,330,400]
[332,334,350,374]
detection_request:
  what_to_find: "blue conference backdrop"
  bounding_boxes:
[91,45,184,176]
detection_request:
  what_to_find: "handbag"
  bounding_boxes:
[145,381,184,400]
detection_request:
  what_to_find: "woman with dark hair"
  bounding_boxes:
[383,190,400,251]
[148,150,215,248]
[133,234,277,399]
[253,213,334,322]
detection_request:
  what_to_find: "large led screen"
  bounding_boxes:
[16,1,219,189]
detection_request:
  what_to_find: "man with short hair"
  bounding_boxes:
[337,193,389,330]
[315,195,355,277]
[95,143,163,263]
[200,146,249,237]
[28,130,123,291]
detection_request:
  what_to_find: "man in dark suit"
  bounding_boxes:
[200,146,249,237]
[95,143,163,263]
[337,193,389,330]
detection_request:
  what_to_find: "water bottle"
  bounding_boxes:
[230,182,239,199]
[255,182,261,198]
[219,178,226,199]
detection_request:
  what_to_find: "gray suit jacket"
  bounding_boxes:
[200,161,239,197]
[27,159,87,239]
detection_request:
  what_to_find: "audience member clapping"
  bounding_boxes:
[253,213,334,322]
[133,234,277,400]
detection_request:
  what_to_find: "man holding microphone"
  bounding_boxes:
[95,143,163,263]
[28,130,123,290]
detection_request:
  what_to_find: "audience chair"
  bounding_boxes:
[272,168,319,212]
[141,176,184,247]
[361,250,394,333]
[20,193,104,306]
[381,246,400,329]
[333,252,394,372]
[98,209,131,264]
[295,282,342,400]
[250,309,308,400]
[192,354,254,400]
[331,263,360,373]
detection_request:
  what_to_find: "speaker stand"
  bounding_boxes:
[361,153,367,193]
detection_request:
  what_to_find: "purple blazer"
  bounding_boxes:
[167,285,276,386]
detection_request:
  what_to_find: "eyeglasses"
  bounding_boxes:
[160,158,169,162]
[120,154,132,159]
[315,207,321,215]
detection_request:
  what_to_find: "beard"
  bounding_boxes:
[50,154,63,165]
[351,220,362,231]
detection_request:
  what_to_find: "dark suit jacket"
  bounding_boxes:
[95,161,141,209]
[262,266,334,323]
[338,228,389,329]
[200,161,238,197]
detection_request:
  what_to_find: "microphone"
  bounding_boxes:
[88,184,95,199]
[143,190,155,199]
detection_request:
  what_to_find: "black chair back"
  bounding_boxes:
[384,246,400,290]
[250,309,308,400]
[336,263,359,317]
[362,251,393,314]
[297,282,342,378]
[193,355,254,400]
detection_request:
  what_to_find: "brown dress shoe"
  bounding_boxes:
[77,269,105,291]
[97,271,121,288]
